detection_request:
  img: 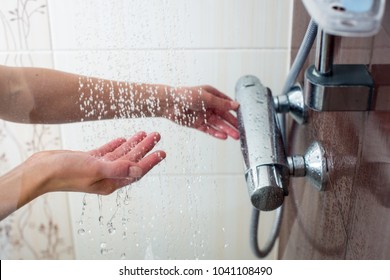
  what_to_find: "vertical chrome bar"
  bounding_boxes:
[315,29,335,75]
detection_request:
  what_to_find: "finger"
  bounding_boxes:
[96,160,143,179]
[208,115,240,140]
[201,86,240,111]
[121,132,161,162]
[215,109,239,129]
[202,91,240,112]
[90,151,166,195]
[137,150,166,174]
[104,131,147,161]
[109,151,166,185]
[197,124,228,140]
[88,138,126,157]
[201,85,232,100]
[88,161,141,195]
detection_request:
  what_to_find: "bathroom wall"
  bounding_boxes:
[0,0,293,259]
[0,0,74,259]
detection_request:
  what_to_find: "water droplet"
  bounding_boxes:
[108,227,116,235]
[101,248,112,255]
[77,228,85,235]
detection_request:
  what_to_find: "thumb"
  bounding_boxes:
[98,161,143,179]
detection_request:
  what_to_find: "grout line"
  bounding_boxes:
[145,173,244,177]
[45,0,55,62]
[0,47,290,53]
[2,47,385,54]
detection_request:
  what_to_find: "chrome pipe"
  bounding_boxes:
[315,29,335,75]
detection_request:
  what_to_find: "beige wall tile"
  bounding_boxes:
[0,0,51,51]
[48,0,291,50]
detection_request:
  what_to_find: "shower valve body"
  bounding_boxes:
[236,75,327,211]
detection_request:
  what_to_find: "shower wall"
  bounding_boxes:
[279,0,390,259]
[0,0,74,259]
[0,0,292,259]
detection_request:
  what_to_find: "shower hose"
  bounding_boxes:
[250,19,318,258]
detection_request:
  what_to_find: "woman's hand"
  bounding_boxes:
[0,131,165,220]
[161,85,240,140]
[34,131,165,196]
[21,132,164,206]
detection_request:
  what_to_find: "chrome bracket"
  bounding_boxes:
[303,29,375,112]
[304,64,374,111]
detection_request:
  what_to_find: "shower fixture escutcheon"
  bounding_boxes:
[236,75,327,211]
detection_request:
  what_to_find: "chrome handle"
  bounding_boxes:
[236,75,289,211]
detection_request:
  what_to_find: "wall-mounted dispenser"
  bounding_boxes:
[302,0,385,37]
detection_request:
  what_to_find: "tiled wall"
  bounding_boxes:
[0,0,293,259]
[0,0,73,259]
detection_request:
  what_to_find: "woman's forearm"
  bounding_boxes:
[0,65,169,124]
[0,160,49,220]
[0,65,239,139]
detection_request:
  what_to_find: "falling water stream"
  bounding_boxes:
[70,0,223,259]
